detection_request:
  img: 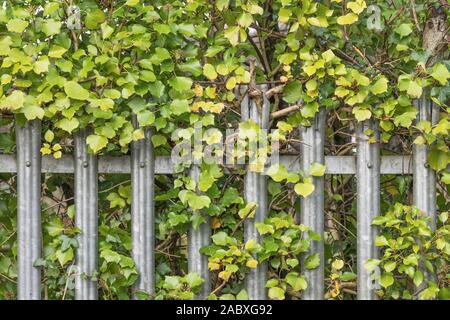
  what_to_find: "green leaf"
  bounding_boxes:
[364,259,380,273]
[64,81,90,100]
[352,107,372,122]
[383,261,397,273]
[86,134,108,153]
[56,248,74,267]
[125,0,140,6]
[431,63,450,86]
[379,272,394,288]
[395,23,413,37]
[170,99,190,115]
[282,80,302,104]
[266,164,289,182]
[337,13,358,25]
[268,287,285,300]
[185,273,204,288]
[413,270,423,287]
[6,19,29,33]
[294,182,315,197]
[406,79,422,98]
[33,56,50,74]
[371,77,388,95]
[286,272,307,292]
[169,76,193,92]
[22,105,45,120]
[304,253,320,269]
[236,289,249,300]
[203,64,218,80]
[137,110,155,126]
[150,48,171,65]
[309,162,326,177]
[375,235,389,247]
[42,19,62,36]
[212,231,228,246]
[56,118,79,134]
[428,147,450,172]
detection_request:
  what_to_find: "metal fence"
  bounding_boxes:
[0,92,438,300]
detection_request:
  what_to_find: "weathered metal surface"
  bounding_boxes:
[131,119,155,298]
[0,154,419,175]
[356,120,380,300]
[74,129,98,300]
[299,109,326,300]
[242,87,269,300]
[16,120,42,300]
[413,96,438,230]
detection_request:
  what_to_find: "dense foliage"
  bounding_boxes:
[0,0,449,299]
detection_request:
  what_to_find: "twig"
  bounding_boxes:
[270,104,302,119]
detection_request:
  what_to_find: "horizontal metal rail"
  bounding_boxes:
[0,154,418,175]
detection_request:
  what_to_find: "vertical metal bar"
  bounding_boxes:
[299,108,326,300]
[188,165,211,299]
[131,118,155,298]
[16,119,42,300]
[243,86,269,300]
[413,95,438,230]
[74,129,98,300]
[356,119,380,300]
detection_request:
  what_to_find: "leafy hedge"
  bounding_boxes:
[0,0,449,299]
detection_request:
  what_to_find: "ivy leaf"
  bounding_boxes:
[337,13,358,25]
[64,81,90,100]
[56,118,79,134]
[395,23,413,38]
[86,134,108,153]
[304,253,320,269]
[266,164,289,182]
[406,79,422,98]
[22,105,45,120]
[170,99,190,115]
[413,270,423,287]
[125,0,140,6]
[211,231,228,246]
[352,107,372,122]
[137,110,155,126]
[309,162,326,177]
[185,273,204,288]
[6,19,29,33]
[224,26,240,46]
[431,63,450,86]
[371,77,388,95]
[169,76,193,92]
[294,182,315,197]
[56,248,74,267]
[379,272,394,288]
[203,64,218,80]
[286,272,307,292]
[42,19,62,37]
[282,80,302,104]
[268,287,285,300]
[236,289,249,300]
[428,147,450,172]
[364,258,380,273]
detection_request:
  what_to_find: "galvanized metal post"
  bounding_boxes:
[188,165,211,299]
[16,119,42,300]
[413,96,438,230]
[74,129,98,300]
[243,86,269,300]
[299,108,326,300]
[356,119,380,300]
[131,118,155,298]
